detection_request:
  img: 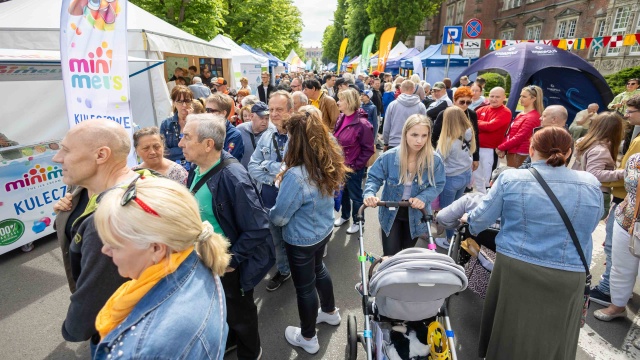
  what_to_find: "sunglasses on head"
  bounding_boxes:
[121,176,160,217]
[458,100,472,105]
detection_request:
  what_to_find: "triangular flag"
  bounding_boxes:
[573,38,586,50]
[566,39,576,49]
[584,38,594,48]
[609,35,623,48]
[558,39,568,50]
[485,39,492,49]
[636,33,640,45]
[505,40,516,46]
[495,40,504,50]
[602,36,612,47]
[551,39,561,47]
[624,34,637,46]
[543,39,553,45]
[591,37,604,49]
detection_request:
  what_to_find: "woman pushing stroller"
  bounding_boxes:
[363,114,446,256]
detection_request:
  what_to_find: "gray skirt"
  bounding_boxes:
[479,253,585,360]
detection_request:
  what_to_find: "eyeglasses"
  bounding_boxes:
[626,109,639,114]
[206,108,221,114]
[121,175,160,217]
[175,99,192,105]
[457,100,472,105]
[628,82,638,86]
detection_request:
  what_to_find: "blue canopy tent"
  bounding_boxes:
[240,44,287,84]
[401,44,477,84]
[453,43,614,123]
[385,48,420,75]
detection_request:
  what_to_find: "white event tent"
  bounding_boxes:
[209,34,268,91]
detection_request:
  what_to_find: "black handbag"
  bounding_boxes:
[529,167,591,327]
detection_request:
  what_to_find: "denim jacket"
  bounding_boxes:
[160,114,184,162]
[363,147,446,239]
[269,166,334,246]
[94,251,228,360]
[248,127,288,192]
[468,161,603,272]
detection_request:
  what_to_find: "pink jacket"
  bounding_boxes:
[571,141,624,192]
[497,110,540,154]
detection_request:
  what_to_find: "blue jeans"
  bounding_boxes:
[341,168,365,223]
[596,202,618,295]
[440,170,472,239]
[269,222,290,275]
[284,234,335,338]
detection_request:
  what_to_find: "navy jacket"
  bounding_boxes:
[225,120,245,163]
[187,151,274,291]
[160,113,184,162]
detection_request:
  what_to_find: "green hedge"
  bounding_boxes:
[604,66,640,94]
[479,73,505,96]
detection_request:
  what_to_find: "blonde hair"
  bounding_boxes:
[384,82,393,92]
[524,85,544,115]
[410,74,421,84]
[94,176,230,276]
[437,107,476,158]
[399,114,435,186]
[337,88,361,113]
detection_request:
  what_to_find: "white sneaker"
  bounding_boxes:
[284,326,320,354]
[346,224,360,234]
[334,217,348,227]
[316,308,341,325]
[435,237,450,250]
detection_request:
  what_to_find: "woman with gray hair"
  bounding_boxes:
[132,127,188,185]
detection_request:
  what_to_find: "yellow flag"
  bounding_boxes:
[624,34,637,46]
[337,38,349,73]
[557,39,567,50]
[377,27,397,72]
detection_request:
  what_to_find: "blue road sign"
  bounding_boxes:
[443,26,463,45]
[465,18,483,38]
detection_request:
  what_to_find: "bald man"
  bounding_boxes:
[518,104,569,169]
[52,120,144,353]
[474,87,512,192]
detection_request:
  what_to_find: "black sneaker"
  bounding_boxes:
[590,287,611,306]
[266,271,291,292]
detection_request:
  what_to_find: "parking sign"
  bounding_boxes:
[443,26,463,45]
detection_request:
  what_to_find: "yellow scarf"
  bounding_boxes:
[95,246,194,339]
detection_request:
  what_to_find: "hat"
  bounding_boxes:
[251,102,269,117]
[433,82,446,90]
[362,89,373,98]
[215,78,227,86]
[372,70,380,77]
[491,166,515,183]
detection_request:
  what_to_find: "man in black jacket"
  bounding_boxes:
[257,71,275,104]
[181,114,274,360]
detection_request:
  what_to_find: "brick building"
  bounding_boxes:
[409,0,640,75]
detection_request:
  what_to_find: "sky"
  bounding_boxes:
[293,1,338,49]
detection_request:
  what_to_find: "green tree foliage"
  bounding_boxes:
[321,25,337,64]
[366,0,441,48]
[604,66,640,94]
[130,0,227,41]
[220,0,303,60]
[345,0,371,58]
[478,72,505,96]
[323,0,347,65]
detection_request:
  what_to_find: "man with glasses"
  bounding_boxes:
[248,91,294,292]
[256,71,274,104]
[52,120,142,355]
[236,102,275,169]
[302,79,340,130]
[426,81,453,120]
[610,78,640,153]
[180,114,273,360]
[205,93,244,162]
[290,77,302,92]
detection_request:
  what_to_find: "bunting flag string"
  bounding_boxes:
[480,33,639,51]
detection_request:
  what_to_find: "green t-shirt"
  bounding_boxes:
[190,160,224,236]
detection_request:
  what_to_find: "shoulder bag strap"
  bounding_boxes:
[271,132,283,162]
[631,181,640,235]
[189,158,239,195]
[249,132,256,149]
[529,167,591,279]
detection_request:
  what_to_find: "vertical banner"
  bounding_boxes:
[360,34,375,75]
[377,27,397,72]
[337,38,349,74]
[60,0,135,165]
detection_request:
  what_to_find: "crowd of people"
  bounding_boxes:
[49,66,640,359]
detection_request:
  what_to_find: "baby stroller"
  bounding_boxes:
[347,201,468,360]
[447,223,499,299]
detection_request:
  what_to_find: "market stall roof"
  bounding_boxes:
[241,44,286,67]
[210,35,268,65]
[0,0,232,58]
[285,50,306,70]
[385,47,420,69]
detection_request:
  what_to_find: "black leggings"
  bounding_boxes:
[381,207,418,256]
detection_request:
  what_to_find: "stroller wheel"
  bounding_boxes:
[347,314,358,360]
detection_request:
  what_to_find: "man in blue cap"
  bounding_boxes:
[360,89,378,136]
[237,102,275,169]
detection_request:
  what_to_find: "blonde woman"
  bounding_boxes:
[364,114,446,255]
[239,76,252,93]
[435,107,476,248]
[497,85,544,167]
[410,74,426,101]
[92,176,230,359]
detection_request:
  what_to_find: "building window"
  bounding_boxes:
[525,25,542,40]
[608,7,631,55]
[503,0,521,10]
[556,18,577,38]
[501,29,515,40]
[630,14,640,54]
[446,4,455,25]
[592,19,606,57]
[455,0,466,24]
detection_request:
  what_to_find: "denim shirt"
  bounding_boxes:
[159,114,184,162]
[468,161,603,272]
[269,166,334,246]
[94,251,228,360]
[363,147,446,239]
[248,128,288,192]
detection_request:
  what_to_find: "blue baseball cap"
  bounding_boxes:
[251,102,269,117]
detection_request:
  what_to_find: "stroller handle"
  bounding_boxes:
[357,201,432,222]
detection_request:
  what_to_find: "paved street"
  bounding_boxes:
[2,206,640,359]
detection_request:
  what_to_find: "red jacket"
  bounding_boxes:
[498,110,541,154]
[476,105,512,149]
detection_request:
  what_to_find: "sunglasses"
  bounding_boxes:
[628,82,638,86]
[121,176,160,217]
[206,108,221,114]
[175,99,192,105]
[458,100,472,105]
[527,85,537,94]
